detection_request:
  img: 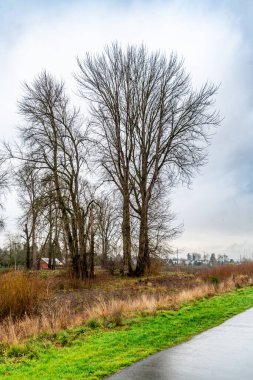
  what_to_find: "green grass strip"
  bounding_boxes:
[1,287,253,379]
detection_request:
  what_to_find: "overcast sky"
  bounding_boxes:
[1,0,253,258]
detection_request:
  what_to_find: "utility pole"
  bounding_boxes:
[14,242,17,271]
[9,240,12,268]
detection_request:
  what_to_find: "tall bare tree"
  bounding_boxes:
[96,195,120,267]
[14,71,90,277]
[76,45,138,274]
[76,43,219,275]
[0,157,9,230]
[16,164,42,268]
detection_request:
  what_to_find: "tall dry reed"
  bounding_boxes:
[0,276,243,344]
[0,271,46,320]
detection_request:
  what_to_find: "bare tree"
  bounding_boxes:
[16,164,43,268]
[147,189,182,260]
[96,195,120,267]
[0,157,9,230]
[5,233,22,269]
[13,71,90,278]
[76,43,219,275]
[76,45,138,275]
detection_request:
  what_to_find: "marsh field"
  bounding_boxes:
[0,263,253,379]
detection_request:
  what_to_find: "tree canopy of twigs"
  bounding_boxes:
[75,43,219,275]
[4,44,219,277]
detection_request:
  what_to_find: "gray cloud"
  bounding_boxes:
[1,0,253,256]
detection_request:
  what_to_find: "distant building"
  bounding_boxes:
[210,253,216,265]
[217,254,229,264]
[33,257,64,270]
[170,251,235,267]
[192,253,201,261]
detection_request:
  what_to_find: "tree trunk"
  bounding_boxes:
[31,210,37,268]
[48,206,53,269]
[88,203,95,278]
[101,236,109,267]
[135,204,150,276]
[122,193,133,275]
[24,223,31,270]
[79,208,88,279]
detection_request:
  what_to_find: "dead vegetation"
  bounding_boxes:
[197,262,253,283]
[0,271,46,320]
[0,264,253,344]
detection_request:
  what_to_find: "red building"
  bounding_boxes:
[33,258,64,270]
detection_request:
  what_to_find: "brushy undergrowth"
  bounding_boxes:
[0,274,246,344]
[0,271,46,320]
[1,287,253,379]
[1,264,253,345]
[198,262,253,282]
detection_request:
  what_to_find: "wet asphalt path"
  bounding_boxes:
[106,307,253,380]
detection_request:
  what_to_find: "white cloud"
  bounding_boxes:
[1,0,253,256]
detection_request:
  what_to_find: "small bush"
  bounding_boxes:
[86,319,101,329]
[0,343,8,357]
[57,333,71,347]
[103,256,122,275]
[0,271,46,320]
[145,258,166,276]
[6,344,38,359]
[209,276,220,285]
[198,262,253,283]
[104,310,123,328]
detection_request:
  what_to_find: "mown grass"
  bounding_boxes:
[1,287,253,379]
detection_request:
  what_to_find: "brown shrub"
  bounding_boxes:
[145,258,167,276]
[196,262,253,283]
[0,271,46,320]
[2,264,253,345]
[0,278,240,344]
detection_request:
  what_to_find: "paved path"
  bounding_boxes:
[106,307,253,379]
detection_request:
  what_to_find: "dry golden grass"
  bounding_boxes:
[0,271,46,320]
[0,273,248,344]
[0,305,84,344]
[1,263,253,345]
[86,277,240,323]
[198,262,253,282]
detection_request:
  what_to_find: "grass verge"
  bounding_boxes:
[1,287,253,379]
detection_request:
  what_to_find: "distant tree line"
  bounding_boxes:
[0,43,219,277]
